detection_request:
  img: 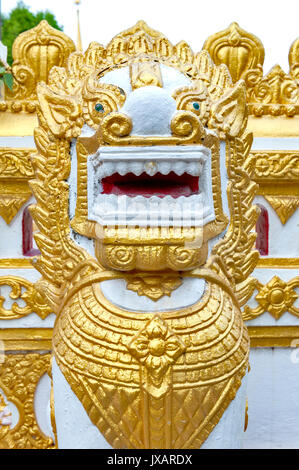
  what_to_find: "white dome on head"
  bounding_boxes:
[121,86,177,136]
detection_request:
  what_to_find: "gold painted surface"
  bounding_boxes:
[247,150,299,182]
[2,326,299,350]
[203,22,264,83]
[0,193,31,224]
[0,328,52,351]
[245,149,299,223]
[257,258,299,268]
[264,195,299,224]
[0,147,35,224]
[204,23,299,117]
[243,276,299,321]
[0,112,38,136]
[0,259,35,269]
[0,276,52,320]
[29,21,258,448]
[0,353,55,449]
[0,19,298,449]
[248,326,299,348]
[7,20,75,102]
[130,61,163,89]
[0,148,34,177]
[53,276,249,449]
[248,115,299,136]
[126,273,182,300]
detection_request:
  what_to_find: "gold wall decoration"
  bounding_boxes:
[0,148,35,224]
[248,326,299,348]
[6,20,75,103]
[245,150,299,223]
[289,36,299,80]
[0,276,52,320]
[256,258,299,269]
[204,22,299,117]
[0,148,34,178]
[0,259,34,269]
[247,151,299,181]
[29,20,258,448]
[0,353,55,449]
[0,193,31,224]
[126,273,182,301]
[264,195,299,224]
[203,22,265,83]
[0,328,52,351]
[243,276,299,321]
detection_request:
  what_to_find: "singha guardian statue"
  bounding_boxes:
[30,21,258,448]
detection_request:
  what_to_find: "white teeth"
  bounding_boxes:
[172,161,185,176]
[187,161,203,176]
[90,194,212,227]
[96,159,203,179]
[159,161,171,175]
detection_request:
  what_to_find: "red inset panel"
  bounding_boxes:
[22,206,40,257]
[255,205,269,256]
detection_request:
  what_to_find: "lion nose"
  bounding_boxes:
[121,86,177,136]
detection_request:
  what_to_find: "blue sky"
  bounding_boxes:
[2,0,299,74]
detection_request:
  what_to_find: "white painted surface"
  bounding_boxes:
[202,374,247,449]
[34,372,54,441]
[252,137,299,150]
[0,196,35,258]
[52,357,112,449]
[101,277,206,311]
[0,136,36,148]
[243,348,299,449]
[122,86,177,136]
[254,195,298,258]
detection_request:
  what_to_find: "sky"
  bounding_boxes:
[2,0,299,74]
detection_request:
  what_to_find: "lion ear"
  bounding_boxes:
[209,80,247,138]
[37,82,82,139]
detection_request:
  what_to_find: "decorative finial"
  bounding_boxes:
[75,0,83,52]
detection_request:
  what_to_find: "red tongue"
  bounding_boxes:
[101,172,199,198]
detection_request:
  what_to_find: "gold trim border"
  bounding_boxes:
[1,326,299,350]
[248,326,299,347]
[0,258,35,268]
[0,328,52,351]
[256,258,299,268]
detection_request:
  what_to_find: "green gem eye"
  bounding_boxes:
[193,102,200,111]
[95,103,104,112]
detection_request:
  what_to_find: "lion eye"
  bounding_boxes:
[192,102,200,111]
[95,103,104,112]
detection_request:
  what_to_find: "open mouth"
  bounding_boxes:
[101,172,199,198]
[89,146,215,227]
